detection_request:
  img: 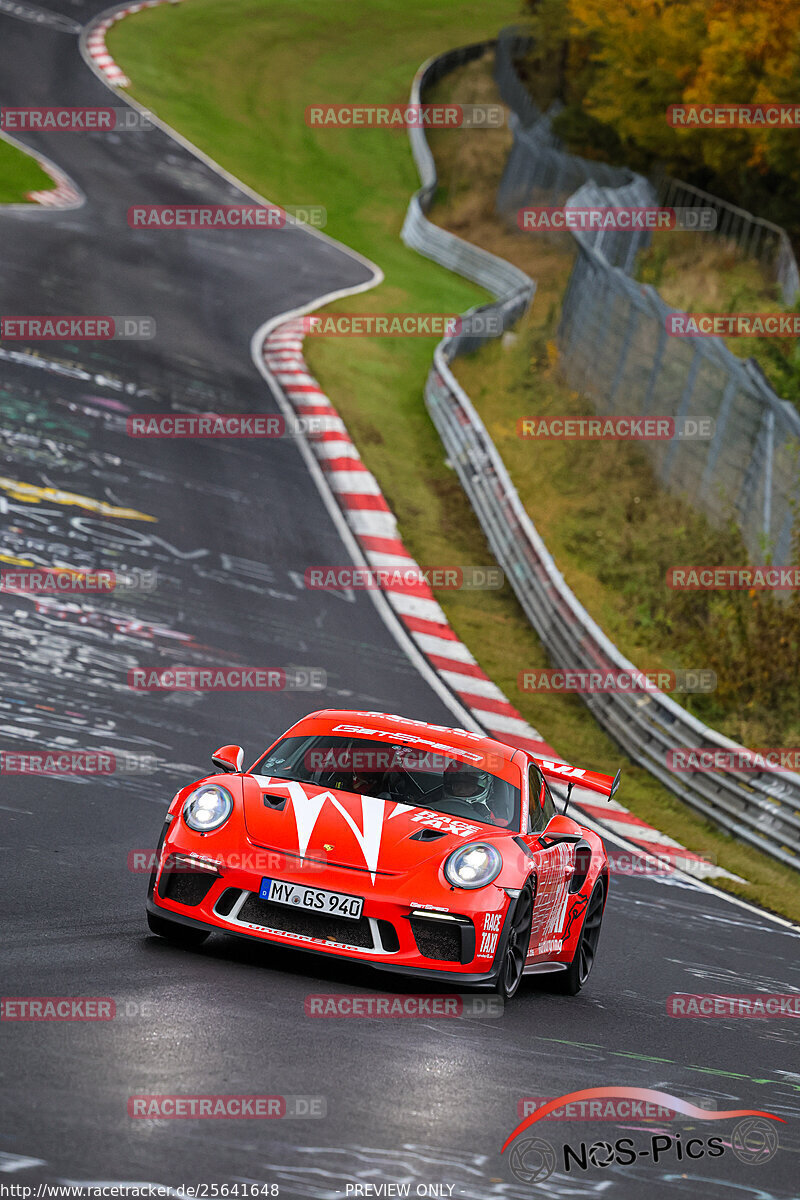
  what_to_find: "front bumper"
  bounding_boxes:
[146,833,515,985]
[146,896,510,986]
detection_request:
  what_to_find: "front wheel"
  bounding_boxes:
[547,879,605,995]
[498,885,533,1000]
[147,910,210,948]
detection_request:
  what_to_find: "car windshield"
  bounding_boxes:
[250,734,521,829]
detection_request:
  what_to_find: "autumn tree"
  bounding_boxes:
[522,0,800,226]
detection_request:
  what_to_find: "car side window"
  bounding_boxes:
[528,765,557,833]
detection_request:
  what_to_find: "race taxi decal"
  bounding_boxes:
[477,911,503,958]
[408,811,480,838]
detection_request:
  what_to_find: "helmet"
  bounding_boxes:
[443,763,493,809]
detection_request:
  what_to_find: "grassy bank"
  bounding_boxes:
[110,2,800,919]
[0,136,53,204]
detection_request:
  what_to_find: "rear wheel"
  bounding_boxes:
[547,879,605,995]
[498,886,533,1000]
[147,910,210,948]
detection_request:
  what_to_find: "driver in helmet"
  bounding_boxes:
[348,763,391,800]
[439,762,494,820]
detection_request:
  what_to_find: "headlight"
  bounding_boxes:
[182,784,233,833]
[444,842,502,889]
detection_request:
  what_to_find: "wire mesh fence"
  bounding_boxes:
[400,35,800,868]
[494,29,800,563]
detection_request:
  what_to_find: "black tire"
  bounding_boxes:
[498,885,534,1000]
[547,878,605,995]
[147,910,210,948]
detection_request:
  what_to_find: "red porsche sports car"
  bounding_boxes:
[146,710,620,998]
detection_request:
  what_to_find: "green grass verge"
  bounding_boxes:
[109,1,800,921]
[0,136,53,204]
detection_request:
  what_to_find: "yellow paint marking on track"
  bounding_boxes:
[0,476,157,521]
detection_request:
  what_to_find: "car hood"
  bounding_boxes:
[241,773,503,882]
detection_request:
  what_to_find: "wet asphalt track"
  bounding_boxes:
[0,3,799,1197]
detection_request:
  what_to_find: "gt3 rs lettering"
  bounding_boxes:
[234,920,366,952]
[539,761,587,780]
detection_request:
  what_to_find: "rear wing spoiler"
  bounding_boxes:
[535,758,621,800]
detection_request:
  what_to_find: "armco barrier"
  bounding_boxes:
[401,42,534,336]
[402,40,800,870]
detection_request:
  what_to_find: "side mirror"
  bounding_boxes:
[538,813,583,848]
[211,745,244,774]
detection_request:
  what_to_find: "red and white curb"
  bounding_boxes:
[27,162,82,208]
[0,131,83,211]
[262,320,738,882]
[85,0,180,88]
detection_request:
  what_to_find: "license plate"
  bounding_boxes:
[259,878,364,920]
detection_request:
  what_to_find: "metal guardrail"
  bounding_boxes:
[402,40,800,870]
[402,43,534,331]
